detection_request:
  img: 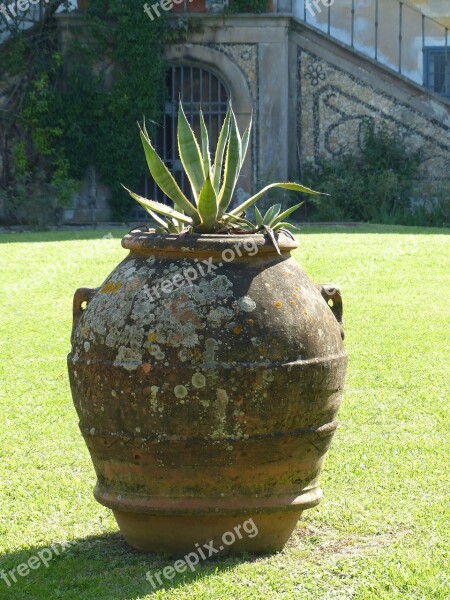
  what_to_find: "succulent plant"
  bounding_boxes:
[124,102,321,237]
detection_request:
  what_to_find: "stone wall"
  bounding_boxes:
[408,0,450,27]
[171,16,291,193]
[290,21,450,197]
[293,1,449,86]
[180,15,449,199]
[296,47,450,177]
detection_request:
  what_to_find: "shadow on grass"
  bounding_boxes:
[0,532,265,600]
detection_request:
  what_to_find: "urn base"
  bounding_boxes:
[113,509,304,554]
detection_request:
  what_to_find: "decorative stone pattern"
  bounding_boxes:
[304,62,326,87]
[209,44,258,92]
[297,48,450,184]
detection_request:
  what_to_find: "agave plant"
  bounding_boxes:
[124,102,321,238]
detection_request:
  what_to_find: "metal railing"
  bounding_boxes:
[288,0,449,98]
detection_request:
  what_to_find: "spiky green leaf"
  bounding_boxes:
[254,206,264,227]
[240,114,252,168]
[218,111,242,216]
[263,225,282,256]
[223,213,257,229]
[147,208,170,229]
[271,201,304,228]
[178,104,205,201]
[212,108,231,194]
[263,203,282,225]
[200,110,211,179]
[229,182,322,217]
[273,222,301,233]
[197,178,218,232]
[123,186,194,225]
[170,217,185,233]
[139,124,198,220]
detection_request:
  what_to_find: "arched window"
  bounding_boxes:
[132,65,229,219]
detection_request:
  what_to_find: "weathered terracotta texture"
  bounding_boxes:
[68,232,347,553]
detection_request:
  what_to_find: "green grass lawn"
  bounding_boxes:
[0,225,448,599]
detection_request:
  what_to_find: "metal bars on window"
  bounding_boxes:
[134,66,229,220]
[399,1,403,74]
[424,46,450,98]
[374,0,379,61]
[443,28,448,97]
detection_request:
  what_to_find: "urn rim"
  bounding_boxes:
[121,229,298,255]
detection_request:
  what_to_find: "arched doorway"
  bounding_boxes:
[131,65,229,219]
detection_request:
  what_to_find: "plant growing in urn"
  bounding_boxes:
[68,103,347,553]
[123,103,316,242]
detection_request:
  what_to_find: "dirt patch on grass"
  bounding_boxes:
[286,524,412,561]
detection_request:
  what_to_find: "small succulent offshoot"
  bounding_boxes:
[124,102,323,250]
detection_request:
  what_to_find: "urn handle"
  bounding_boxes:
[318,284,344,340]
[71,287,98,344]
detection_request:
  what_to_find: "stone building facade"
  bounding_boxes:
[154,14,449,209]
[65,8,449,222]
[4,6,448,223]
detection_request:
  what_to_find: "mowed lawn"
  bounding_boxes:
[0,225,448,600]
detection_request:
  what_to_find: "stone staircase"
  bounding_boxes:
[289,0,449,102]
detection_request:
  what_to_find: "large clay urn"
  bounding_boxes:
[68,231,347,553]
